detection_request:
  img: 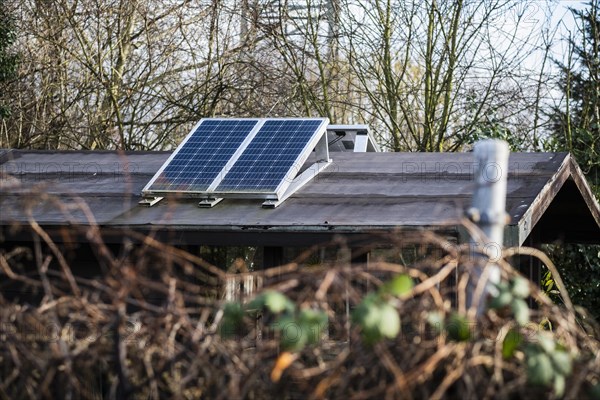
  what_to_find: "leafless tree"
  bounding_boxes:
[2,0,559,152]
[248,0,556,151]
[337,0,555,151]
[2,0,264,150]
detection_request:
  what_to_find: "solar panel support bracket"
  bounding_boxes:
[138,197,164,207]
[326,124,379,153]
[263,160,331,208]
[198,197,224,208]
[314,128,330,163]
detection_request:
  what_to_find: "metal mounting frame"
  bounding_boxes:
[138,197,164,207]
[326,124,379,152]
[262,159,331,208]
[198,197,224,208]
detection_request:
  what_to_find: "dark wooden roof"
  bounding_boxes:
[1,149,598,246]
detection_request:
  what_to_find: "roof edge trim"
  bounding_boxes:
[568,157,600,229]
[517,153,600,245]
[517,153,571,245]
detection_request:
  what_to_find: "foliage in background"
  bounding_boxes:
[544,1,600,322]
[543,244,600,321]
[550,0,599,195]
[464,114,527,152]
[0,0,18,118]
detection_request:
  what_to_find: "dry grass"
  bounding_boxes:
[0,192,599,399]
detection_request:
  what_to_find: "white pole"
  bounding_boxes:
[467,139,510,315]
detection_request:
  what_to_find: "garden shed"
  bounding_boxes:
[1,148,599,273]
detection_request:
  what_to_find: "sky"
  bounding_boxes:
[538,0,591,63]
[510,0,593,111]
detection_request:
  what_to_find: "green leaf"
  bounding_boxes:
[489,291,513,309]
[249,291,295,314]
[502,328,522,359]
[220,303,245,339]
[223,302,244,321]
[220,318,239,339]
[361,327,382,345]
[527,352,554,385]
[427,311,444,333]
[496,281,510,293]
[381,274,413,296]
[246,294,265,311]
[352,295,400,344]
[511,276,530,298]
[299,309,328,325]
[537,333,556,354]
[553,373,566,397]
[511,299,530,325]
[352,295,381,330]
[275,309,328,351]
[298,309,328,345]
[279,318,309,352]
[446,313,471,342]
[263,291,295,313]
[352,296,383,344]
[378,303,400,339]
[550,351,572,376]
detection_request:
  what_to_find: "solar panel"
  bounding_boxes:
[142,117,329,201]
[144,119,259,193]
[215,119,325,193]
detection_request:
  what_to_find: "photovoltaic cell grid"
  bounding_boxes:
[216,119,323,192]
[147,119,258,192]
[143,118,327,198]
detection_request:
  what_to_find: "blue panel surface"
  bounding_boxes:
[147,119,258,191]
[216,119,323,192]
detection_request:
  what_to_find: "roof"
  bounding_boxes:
[1,149,599,246]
